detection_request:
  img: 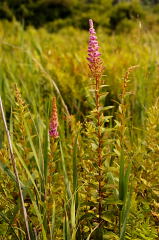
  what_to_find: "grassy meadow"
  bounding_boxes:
[0,19,159,239]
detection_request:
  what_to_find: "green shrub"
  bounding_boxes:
[0,0,74,27]
[45,18,72,33]
[0,1,13,20]
[116,19,136,33]
[109,1,145,30]
[0,0,148,33]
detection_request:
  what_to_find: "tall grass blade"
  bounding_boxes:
[71,196,77,240]
[28,191,47,240]
[24,120,43,179]
[29,53,70,116]
[59,141,72,200]
[63,211,71,240]
[50,200,56,240]
[43,120,49,184]
[120,186,132,240]
[123,163,131,203]
[119,150,125,202]
[72,133,79,211]
[13,144,40,198]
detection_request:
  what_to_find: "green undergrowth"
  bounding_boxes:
[0,20,159,239]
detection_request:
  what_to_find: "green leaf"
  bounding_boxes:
[60,141,72,200]
[13,144,40,199]
[119,150,125,202]
[43,118,49,184]
[24,120,43,179]
[80,212,95,221]
[104,232,119,239]
[99,85,109,89]
[105,199,123,205]
[63,211,71,240]
[123,163,131,203]
[99,106,114,112]
[120,186,132,240]
[50,200,56,240]
[101,215,112,223]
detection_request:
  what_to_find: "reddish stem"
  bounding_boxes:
[95,76,102,222]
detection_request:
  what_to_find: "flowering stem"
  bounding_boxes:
[95,76,102,222]
[87,19,104,223]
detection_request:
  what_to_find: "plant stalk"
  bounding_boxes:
[95,76,102,222]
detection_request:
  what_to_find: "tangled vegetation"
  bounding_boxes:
[0,18,159,239]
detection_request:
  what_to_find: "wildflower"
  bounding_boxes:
[49,97,59,138]
[87,19,104,78]
[87,19,104,222]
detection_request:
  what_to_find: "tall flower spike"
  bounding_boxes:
[87,19,105,223]
[49,97,59,138]
[87,19,104,78]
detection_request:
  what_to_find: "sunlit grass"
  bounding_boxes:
[0,20,159,239]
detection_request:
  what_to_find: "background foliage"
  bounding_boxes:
[0,0,159,32]
[0,0,159,239]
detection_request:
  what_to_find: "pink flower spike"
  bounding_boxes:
[49,97,59,138]
[87,19,101,64]
[90,36,97,40]
[89,19,94,28]
[87,19,104,78]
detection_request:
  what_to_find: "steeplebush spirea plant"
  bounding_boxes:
[2,18,159,240]
[114,66,137,239]
[80,19,114,238]
[87,19,104,224]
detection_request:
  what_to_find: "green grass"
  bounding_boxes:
[0,19,159,239]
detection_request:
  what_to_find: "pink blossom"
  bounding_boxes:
[87,19,104,78]
[87,19,101,64]
[49,97,59,138]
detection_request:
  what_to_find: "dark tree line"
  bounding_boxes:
[0,0,157,30]
[0,0,75,27]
